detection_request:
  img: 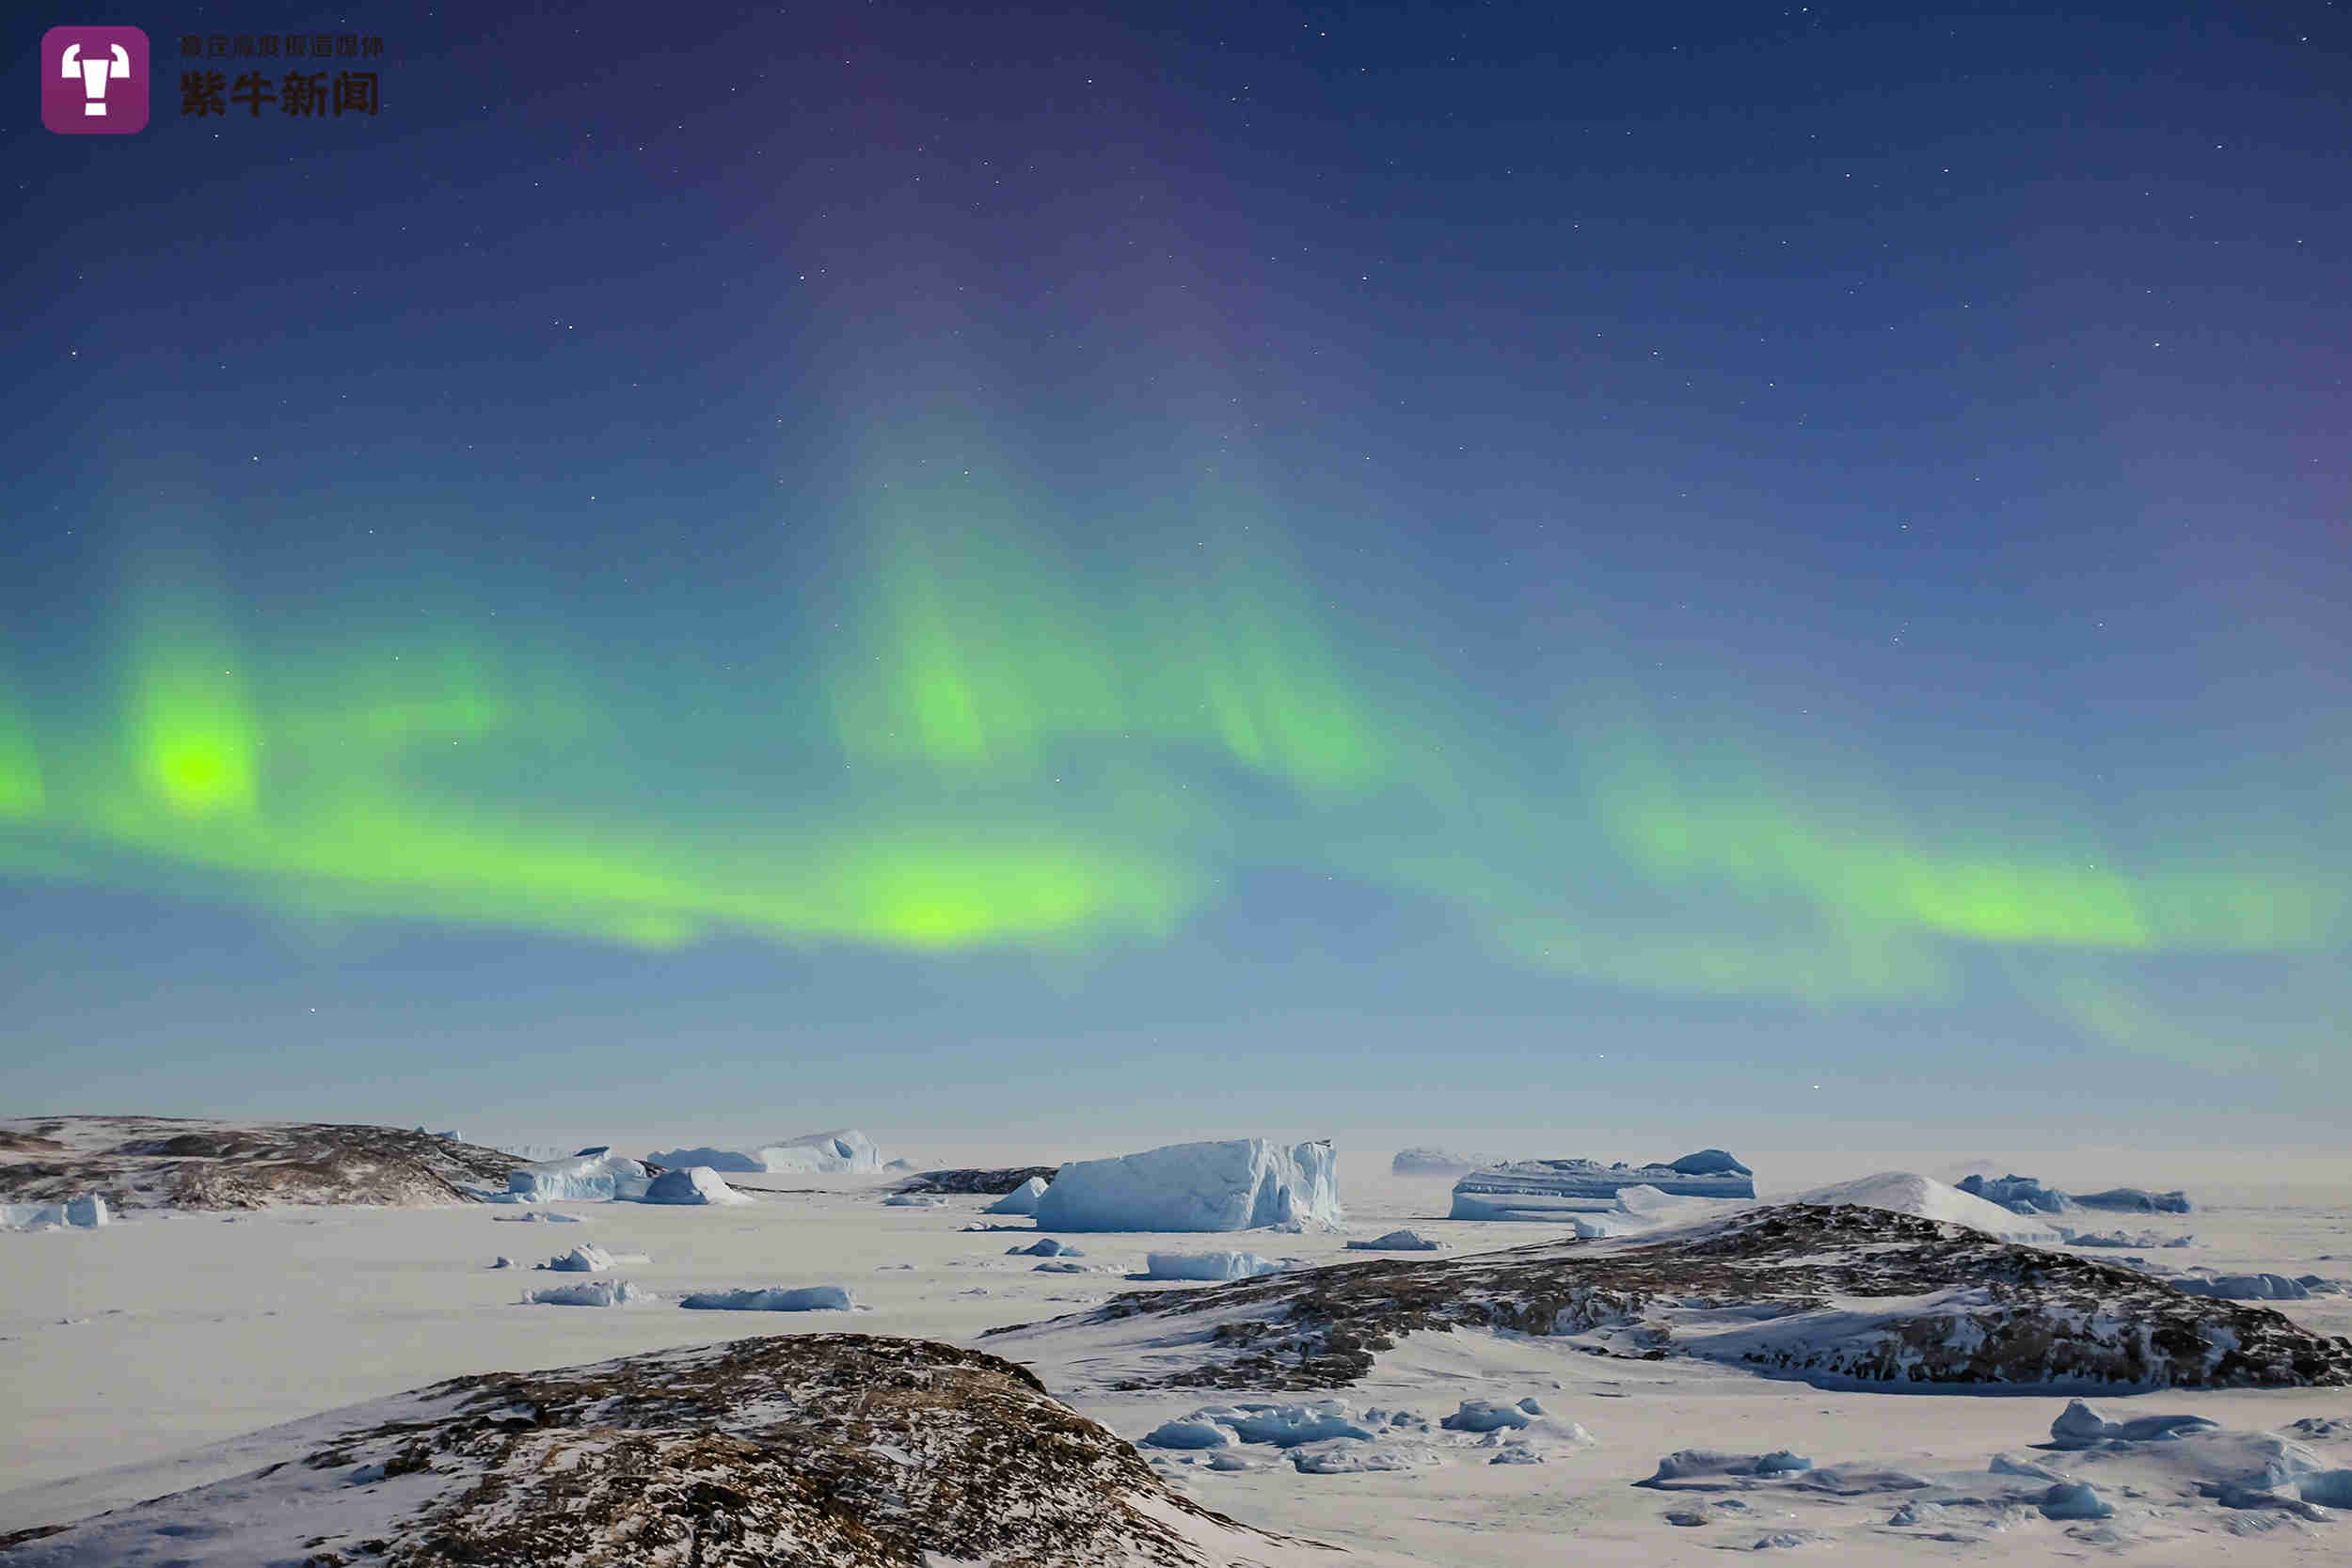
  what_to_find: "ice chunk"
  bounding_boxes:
[1441,1399,1538,1433]
[1791,1172,2061,1244]
[505,1150,651,1202]
[1451,1156,1755,1220]
[537,1243,616,1273]
[524,1279,651,1307]
[1645,1450,1814,1482]
[2048,1399,2217,1449]
[1345,1228,1440,1251]
[677,1285,858,1311]
[0,1192,109,1230]
[1145,1251,1284,1281]
[2039,1481,2113,1520]
[984,1176,1050,1215]
[644,1129,882,1175]
[1143,1418,1233,1449]
[642,1165,754,1206]
[490,1255,516,1269]
[1032,1138,1343,1232]
[1662,1148,1753,1178]
[1009,1238,1082,1257]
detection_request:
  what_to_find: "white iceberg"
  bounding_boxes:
[504,1150,651,1203]
[1391,1147,1502,1176]
[1792,1172,2063,1245]
[524,1279,651,1307]
[1145,1251,1284,1281]
[1345,1228,1439,1251]
[0,1193,108,1231]
[644,1129,882,1176]
[677,1285,859,1311]
[1031,1138,1343,1232]
[983,1176,1050,1215]
[642,1165,754,1206]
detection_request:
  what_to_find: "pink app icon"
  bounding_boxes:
[42,25,149,134]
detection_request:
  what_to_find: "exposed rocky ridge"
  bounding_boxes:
[0,1116,522,1211]
[985,1204,2352,1395]
[0,1335,1343,1567]
[895,1164,1061,1196]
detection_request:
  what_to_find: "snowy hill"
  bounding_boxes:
[0,1334,1353,1567]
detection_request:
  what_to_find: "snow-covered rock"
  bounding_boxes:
[1032,1138,1343,1232]
[983,1176,1050,1215]
[523,1279,651,1307]
[1145,1251,1284,1281]
[503,1150,650,1203]
[0,1192,108,1231]
[1390,1147,1502,1176]
[536,1243,616,1273]
[641,1164,754,1206]
[644,1130,882,1176]
[676,1285,858,1311]
[1346,1228,1439,1251]
[1451,1156,1756,1219]
[1791,1172,2063,1244]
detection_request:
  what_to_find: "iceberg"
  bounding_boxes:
[2073,1186,2194,1213]
[1660,1148,1753,1178]
[524,1279,651,1307]
[643,1164,754,1206]
[1031,1138,1343,1232]
[1450,1154,1755,1220]
[644,1129,882,1176]
[1391,1147,1502,1176]
[1345,1228,1440,1251]
[1144,1250,1285,1281]
[0,1192,108,1231]
[677,1285,858,1311]
[1956,1172,2076,1214]
[504,1150,651,1202]
[983,1176,1050,1215]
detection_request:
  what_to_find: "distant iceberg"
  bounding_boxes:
[1391,1147,1503,1177]
[2072,1186,2193,1214]
[0,1193,108,1231]
[1450,1152,1755,1220]
[678,1285,858,1311]
[504,1150,651,1203]
[1032,1138,1343,1232]
[1956,1172,2076,1214]
[644,1129,882,1175]
[643,1165,754,1206]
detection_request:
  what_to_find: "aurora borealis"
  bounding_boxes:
[6,5,2346,1145]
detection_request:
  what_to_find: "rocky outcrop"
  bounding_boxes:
[0,1335,1341,1567]
[0,1116,522,1212]
[895,1164,1061,1196]
[987,1204,2352,1395]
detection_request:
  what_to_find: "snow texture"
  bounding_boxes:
[642,1164,755,1206]
[676,1285,859,1311]
[1031,1138,1343,1232]
[503,1150,651,1203]
[1144,1250,1285,1281]
[983,1175,1050,1215]
[1789,1172,2063,1244]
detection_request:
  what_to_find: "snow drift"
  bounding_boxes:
[1031,1138,1343,1232]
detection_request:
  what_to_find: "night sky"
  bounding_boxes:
[6,4,2347,1156]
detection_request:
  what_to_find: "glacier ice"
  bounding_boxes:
[643,1165,754,1206]
[1031,1138,1343,1232]
[504,1150,651,1203]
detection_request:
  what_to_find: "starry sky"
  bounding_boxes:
[5,3,2347,1159]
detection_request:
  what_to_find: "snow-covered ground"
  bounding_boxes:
[2,1156,2348,1565]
